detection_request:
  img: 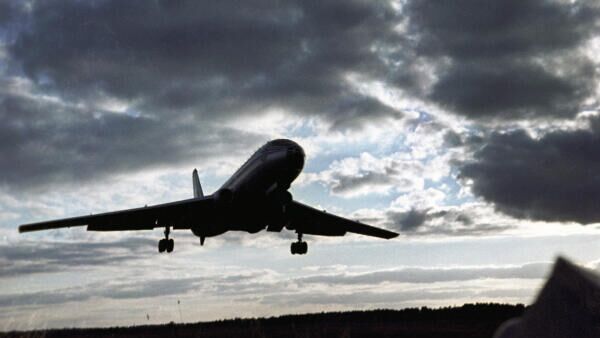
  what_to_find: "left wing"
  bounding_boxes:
[286,201,398,239]
[18,197,214,233]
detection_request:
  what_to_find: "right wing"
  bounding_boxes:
[287,201,398,239]
[19,197,214,233]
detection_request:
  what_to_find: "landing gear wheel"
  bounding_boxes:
[290,242,298,255]
[158,239,166,253]
[291,232,308,255]
[290,242,302,255]
[300,241,308,254]
[158,226,174,253]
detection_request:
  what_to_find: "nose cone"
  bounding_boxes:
[287,144,305,171]
[268,139,305,172]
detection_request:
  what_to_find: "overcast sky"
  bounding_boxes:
[2,0,600,330]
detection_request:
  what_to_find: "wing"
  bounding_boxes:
[19,197,214,233]
[287,201,398,239]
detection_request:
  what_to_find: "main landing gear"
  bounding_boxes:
[291,232,308,255]
[158,226,174,253]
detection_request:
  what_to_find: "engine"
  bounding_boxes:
[213,188,234,208]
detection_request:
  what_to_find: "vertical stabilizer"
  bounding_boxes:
[193,169,204,198]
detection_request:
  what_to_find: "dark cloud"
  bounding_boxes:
[404,0,600,119]
[0,266,273,308]
[9,0,400,124]
[406,0,598,59]
[383,207,506,235]
[0,88,262,189]
[443,131,464,148]
[327,97,402,130]
[330,169,398,196]
[101,277,206,300]
[0,238,155,277]
[0,287,91,308]
[387,208,428,231]
[0,1,14,25]
[296,262,550,286]
[430,60,595,119]
[0,0,408,189]
[4,0,597,192]
[0,276,206,307]
[461,122,600,224]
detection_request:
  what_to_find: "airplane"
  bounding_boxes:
[18,139,398,255]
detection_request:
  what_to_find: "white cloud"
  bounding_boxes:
[302,152,424,197]
[391,188,446,210]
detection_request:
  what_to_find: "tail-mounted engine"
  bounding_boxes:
[214,188,234,208]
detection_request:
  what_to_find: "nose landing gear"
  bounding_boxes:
[290,232,308,255]
[158,226,174,253]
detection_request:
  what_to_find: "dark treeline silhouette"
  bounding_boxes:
[1,303,525,338]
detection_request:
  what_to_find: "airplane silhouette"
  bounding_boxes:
[19,139,398,255]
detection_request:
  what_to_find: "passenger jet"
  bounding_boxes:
[19,139,398,255]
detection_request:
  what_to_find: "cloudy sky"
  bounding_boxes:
[2,0,600,330]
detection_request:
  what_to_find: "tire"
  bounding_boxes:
[167,239,174,253]
[158,239,166,253]
[290,242,297,255]
[301,242,308,255]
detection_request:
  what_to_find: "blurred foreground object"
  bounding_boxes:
[494,257,600,338]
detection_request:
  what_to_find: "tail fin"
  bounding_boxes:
[193,169,204,198]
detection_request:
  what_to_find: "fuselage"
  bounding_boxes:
[191,139,305,238]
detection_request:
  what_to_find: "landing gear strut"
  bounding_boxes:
[158,226,174,253]
[290,232,308,255]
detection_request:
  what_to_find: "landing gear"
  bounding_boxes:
[291,241,307,255]
[158,226,174,253]
[290,232,308,255]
